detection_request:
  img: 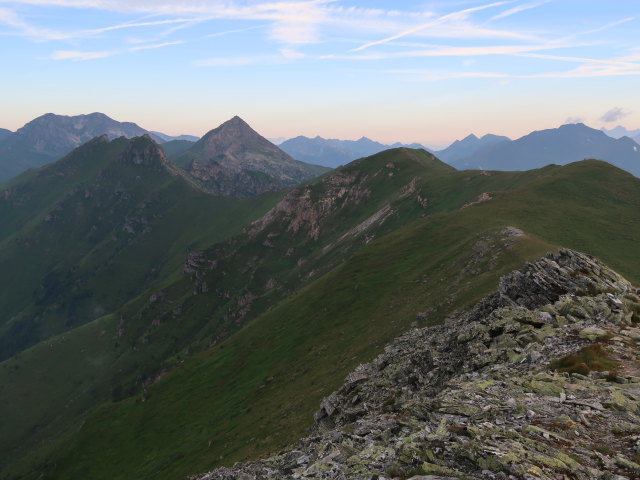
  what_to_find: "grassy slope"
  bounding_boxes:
[0,149,457,478]
[0,138,285,476]
[0,137,280,360]
[35,159,640,479]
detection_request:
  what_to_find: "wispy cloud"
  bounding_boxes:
[555,17,636,43]
[129,41,183,51]
[565,116,585,124]
[194,56,259,67]
[195,48,306,67]
[0,6,70,40]
[489,1,549,22]
[2,0,335,45]
[599,107,630,123]
[385,62,640,82]
[50,49,116,61]
[351,1,510,52]
[50,40,183,60]
[204,25,264,38]
[87,18,200,35]
[324,43,577,61]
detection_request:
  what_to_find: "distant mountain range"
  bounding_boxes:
[433,133,510,164]
[150,131,200,142]
[0,128,11,143]
[449,123,640,177]
[279,123,640,177]
[173,116,329,197]
[0,113,199,182]
[279,135,425,168]
[601,125,640,141]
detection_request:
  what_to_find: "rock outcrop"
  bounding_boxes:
[194,249,640,480]
[119,134,169,170]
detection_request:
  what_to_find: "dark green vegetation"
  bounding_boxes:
[1,143,640,479]
[0,134,281,360]
[160,139,196,159]
[550,343,619,376]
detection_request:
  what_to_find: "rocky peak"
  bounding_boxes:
[196,249,640,479]
[176,117,327,197]
[197,115,278,158]
[119,135,168,169]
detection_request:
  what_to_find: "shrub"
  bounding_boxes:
[549,343,618,376]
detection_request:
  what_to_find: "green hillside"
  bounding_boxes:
[3,152,639,479]
[0,135,280,361]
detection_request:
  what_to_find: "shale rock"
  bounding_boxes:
[194,249,640,480]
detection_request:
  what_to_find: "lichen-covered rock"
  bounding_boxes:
[193,249,640,480]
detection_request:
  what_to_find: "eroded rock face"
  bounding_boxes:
[247,170,371,240]
[119,135,168,170]
[194,249,640,480]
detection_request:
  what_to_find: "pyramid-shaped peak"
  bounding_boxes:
[199,116,270,147]
[220,115,251,128]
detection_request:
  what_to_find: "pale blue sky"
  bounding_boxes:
[1,0,639,147]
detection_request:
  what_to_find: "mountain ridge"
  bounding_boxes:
[24,154,640,480]
[0,133,279,361]
[0,112,161,182]
[0,112,204,182]
[196,248,640,479]
[0,128,11,143]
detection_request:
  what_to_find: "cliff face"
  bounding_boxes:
[196,249,640,480]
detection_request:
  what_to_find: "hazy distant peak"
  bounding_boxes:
[602,125,640,139]
[481,133,509,141]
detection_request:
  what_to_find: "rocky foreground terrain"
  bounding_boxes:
[195,249,640,479]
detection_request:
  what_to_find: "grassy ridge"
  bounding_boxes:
[0,136,280,360]
[38,159,640,479]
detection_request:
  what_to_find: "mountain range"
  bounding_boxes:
[433,132,510,164]
[0,127,12,142]
[602,125,640,142]
[0,113,199,182]
[0,134,280,363]
[2,112,640,479]
[2,126,640,479]
[449,123,640,176]
[279,135,425,168]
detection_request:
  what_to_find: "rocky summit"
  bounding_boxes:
[174,116,329,197]
[195,249,640,480]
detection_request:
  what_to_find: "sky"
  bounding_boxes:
[0,0,639,148]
